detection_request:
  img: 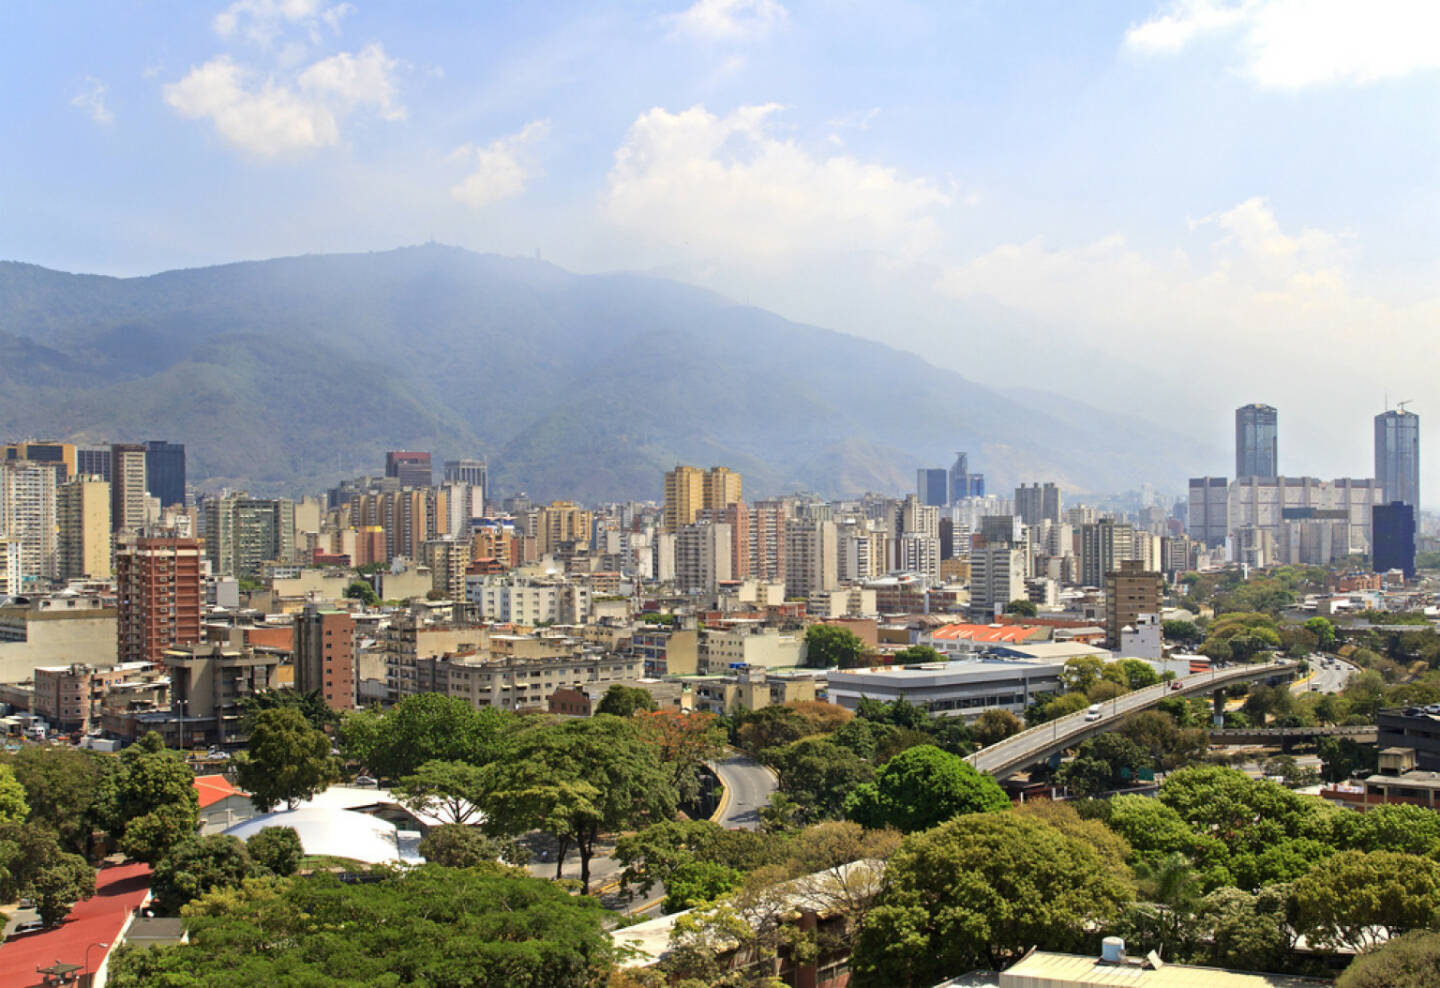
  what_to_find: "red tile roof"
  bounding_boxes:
[194,774,247,809]
[0,862,152,988]
[927,623,1047,643]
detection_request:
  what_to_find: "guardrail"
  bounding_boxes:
[966,660,1297,780]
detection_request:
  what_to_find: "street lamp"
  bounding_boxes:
[86,941,110,980]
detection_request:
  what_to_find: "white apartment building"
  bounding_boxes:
[467,576,591,625]
[675,521,732,594]
[698,625,806,674]
[784,519,837,599]
[0,461,58,584]
[896,533,941,580]
[969,546,1025,619]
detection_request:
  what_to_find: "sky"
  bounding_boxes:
[4,0,1440,499]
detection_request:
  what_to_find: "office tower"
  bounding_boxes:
[204,494,296,579]
[3,441,75,481]
[1372,502,1416,579]
[1105,559,1163,649]
[1014,482,1061,526]
[1375,408,1420,511]
[144,440,187,507]
[1080,518,1135,587]
[443,458,488,511]
[75,445,112,482]
[58,475,112,579]
[385,450,432,488]
[948,451,985,503]
[0,461,59,583]
[294,605,357,710]
[916,468,949,508]
[1235,403,1278,479]
[116,536,204,663]
[1187,477,1230,548]
[784,519,837,598]
[110,443,148,532]
[970,546,1025,619]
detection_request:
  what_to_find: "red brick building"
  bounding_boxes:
[294,604,357,710]
[116,536,204,664]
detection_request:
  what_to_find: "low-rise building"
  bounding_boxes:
[682,665,820,715]
[827,658,1064,720]
[160,642,281,747]
[0,593,117,682]
[32,661,165,733]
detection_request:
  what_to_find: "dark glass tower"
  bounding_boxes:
[1374,409,1420,511]
[916,468,948,507]
[1372,501,1416,578]
[144,440,187,507]
[1235,404,1278,479]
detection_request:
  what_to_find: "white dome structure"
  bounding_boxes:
[223,806,423,865]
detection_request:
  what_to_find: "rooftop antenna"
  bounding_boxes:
[1397,399,1415,415]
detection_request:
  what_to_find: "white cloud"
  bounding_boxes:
[70,76,113,125]
[162,44,402,155]
[1125,0,1440,88]
[603,104,950,259]
[214,0,352,46]
[668,0,787,42]
[449,120,551,208]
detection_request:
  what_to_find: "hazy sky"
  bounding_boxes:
[5,1,1439,498]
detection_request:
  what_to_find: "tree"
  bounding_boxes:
[0,764,28,825]
[664,860,746,913]
[1338,930,1440,988]
[1292,851,1440,952]
[891,645,944,665]
[843,745,1009,832]
[393,760,490,824]
[614,820,780,900]
[1120,709,1207,771]
[595,684,658,717]
[107,865,614,987]
[1318,735,1379,783]
[339,693,517,780]
[1194,884,1293,973]
[1163,620,1203,646]
[115,732,201,864]
[1061,655,1106,694]
[732,705,811,756]
[852,813,1134,984]
[238,688,338,732]
[0,822,97,927]
[344,579,379,607]
[1336,803,1440,857]
[483,716,677,892]
[7,746,109,853]
[1058,734,1150,797]
[151,835,257,915]
[1004,598,1038,617]
[28,851,96,927]
[1103,794,1230,885]
[1305,616,1338,651]
[803,623,867,669]
[418,823,515,868]
[235,707,340,812]
[1113,658,1161,690]
[766,737,875,821]
[246,826,303,876]
[634,710,726,807]
[1025,690,1090,725]
[971,708,1022,747]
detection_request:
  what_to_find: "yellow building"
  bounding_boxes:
[665,464,742,530]
[58,476,112,579]
[3,441,77,480]
[703,466,742,511]
[536,501,592,554]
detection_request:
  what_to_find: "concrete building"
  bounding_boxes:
[110,443,148,533]
[443,457,487,503]
[1014,482,1061,526]
[385,450,432,488]
[1080,519,1134,588]
[784,519,837,598]
[663,465,704,531]
[58,475,111,580]
[698,625,805,674]
[204,494,296,579]
[164,642,280,746]
[294,605,357,710]
[684,665,818,715]
[1375,407,1420,511]
[633,626,700,677]
[33,661,165,733]
[675,521,733,594]
[3,440,76,480]
[749,500,788,582]
[116,536,205,664]
[424,537,471,602]
[534,501,592,555]
[1187,477,1229,548]
[0,594,118,683]
[0,460,59,584]
[0,538,18,598]
[1235,402,1278,479]
[1105,560,1163,650]
[144,440,186,508]
[896,533,941,580]
[1228,476,1386,553]
[827,658,1064,720]
[75,444,111,482]
[468,575,592,625]
[970,546,1025,620]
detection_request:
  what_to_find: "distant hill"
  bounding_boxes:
[0,246,1215,501]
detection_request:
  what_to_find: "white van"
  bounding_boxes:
[1084,703,1103,722]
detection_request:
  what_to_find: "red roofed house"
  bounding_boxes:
[0,862,151,988]
[919,622,1051,659]
[195,774,255,833]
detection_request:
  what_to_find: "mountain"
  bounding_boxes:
[0,245,1217,501]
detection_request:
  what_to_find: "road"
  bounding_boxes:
[967,659,1297,781]
[710,752,779,831]
[1294,656,1355,695]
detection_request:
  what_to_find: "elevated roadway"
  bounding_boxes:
[966,659,1298,781]
[709,752,778,830]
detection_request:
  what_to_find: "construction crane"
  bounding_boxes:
[1396,399,1415,415]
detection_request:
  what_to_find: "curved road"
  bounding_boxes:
[967,659,1297,781]
[710,752,778,830]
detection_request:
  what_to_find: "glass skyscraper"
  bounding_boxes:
[1235,403,1278,479]
[1375,409,1420,510]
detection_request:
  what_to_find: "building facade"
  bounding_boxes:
[110,443,148,533]
[116,536,205,664]
[1375,408,1420,511]
[1235,403,1279,479]
[58,475,112,579]
[293,605,357,710]
[144,440,187,508]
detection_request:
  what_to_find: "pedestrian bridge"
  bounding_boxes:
[966,659,1298,781]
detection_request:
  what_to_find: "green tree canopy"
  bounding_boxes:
[594,683,659,717]
[1057,734,1150,797]
[1004,598,1038,617]
[152,835,258,915]
[1292,850,1440,952]
[115,732,201,864]
[344,579,379,607]
[339,693,518,780]
[107,865,614,987]
[971,708,1022,747]
[393,759,490,825]
[803,623,867,669]
[853,813,1134,984]
[483,715,677,892]
[238,688,338,732]
[5,746,113,853]
[843,745,1009,832]
[765,737,875,821]
[1163,619,1204,646]
[0,823,96,926]
[246,826,303,877]
[418,823,516,868]
[1338,930,1440,988]
[235,707,341,812]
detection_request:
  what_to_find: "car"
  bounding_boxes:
[1084,703,1104,722]
[1170,681,1184,691]
[11,920,44,936]
[353,775,378,788]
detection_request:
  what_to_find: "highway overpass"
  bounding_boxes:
[1209,724,1376,746]
[965,659,1298,781]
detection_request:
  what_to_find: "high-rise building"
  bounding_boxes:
[675,521,733,593]
[970,546,1025,619]
[443,458,487,514]
[1080,518,1135,587]
[424,537,471,603]
[1014,482,1061,526]
[144,440,187,508]
[75,445,112,483]
[1235,403,1278,480]
[116,536,204,664]
[702,466,742,511]
[1105,559,1163,650]
[294,605,357,710]
[1375,408,1420,511]
[784,519,837,598]
[1187,477,1230,548]
[385,450,432,488]
[110,443,148,533]
[203,494,296,579]
[1372,502,1417,579]
[58,475,111,579]
[3,441,75,481]
[948,451,985,503]
[916,468,948,508]
[664,465,704,531]
[0,461,59,584]
[749,500,788,582]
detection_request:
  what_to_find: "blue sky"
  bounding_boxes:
[5,1,1440,497]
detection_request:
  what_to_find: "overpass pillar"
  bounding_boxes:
[1212,689,1225,727]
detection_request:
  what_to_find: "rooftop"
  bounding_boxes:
[997,950,1330,987]
[929,623,1048,643]
[0,862,151,988]
[829,659,1065,684]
